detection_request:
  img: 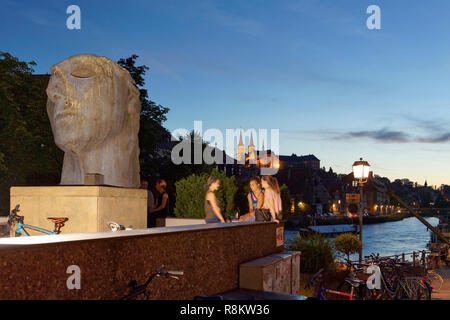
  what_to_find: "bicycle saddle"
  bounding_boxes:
[47,217,69,224]
[346,277,365,287]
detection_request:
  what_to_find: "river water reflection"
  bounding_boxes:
[285,217,439,260]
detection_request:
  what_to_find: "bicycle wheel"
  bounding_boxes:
[397,278,423,300]
[428,271,443,292]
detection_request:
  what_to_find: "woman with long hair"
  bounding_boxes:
[204,176,225,224]
[258,175,282,223]
[239,177,264,222]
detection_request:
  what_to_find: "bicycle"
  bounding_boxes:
[306,268,361,300]
[120,265,184,300]
[8,204,68,237]
[366,256,431,300]
[336,260,378,300]
[344,255,431,300]
[425,269,444,293]
[107,221,133,232]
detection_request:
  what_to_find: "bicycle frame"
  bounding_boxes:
[316,287,357,300]
[15,222,58,236]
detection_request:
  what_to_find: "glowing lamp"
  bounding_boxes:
[352,158,371,181]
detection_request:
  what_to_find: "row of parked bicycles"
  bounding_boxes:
[307,253,444,300]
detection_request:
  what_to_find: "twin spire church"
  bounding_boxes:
[236,130,279,168]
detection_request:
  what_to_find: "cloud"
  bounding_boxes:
[343,129,411,143]
[335,128,450,144]
[402,114,447,133]
[418,132,450,143]
[283,127,450,144]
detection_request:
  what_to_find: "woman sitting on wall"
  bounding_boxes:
[239,177,264,222]
[258,176,282,223]
[204,176,226,224]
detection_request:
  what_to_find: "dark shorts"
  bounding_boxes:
[255,209,271,222]
[205,217,221,224]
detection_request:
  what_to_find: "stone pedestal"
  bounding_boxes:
[10,186,147,235]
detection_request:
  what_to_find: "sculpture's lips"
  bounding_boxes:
[54,111,76,121]
[53,99,77,121]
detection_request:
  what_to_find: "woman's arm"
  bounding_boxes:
[248,193,254,213]
[256,192,264,210]
[150,193,168,213]
[207,193,225,222]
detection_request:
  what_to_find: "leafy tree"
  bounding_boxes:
[220,172,238,218]
[174,168,237,219]
[0,52,63,215]
[171,130,215,177]
[173,173,208,218]
[117,55,170,179]
[235,180,251,214]
[334,233,362,266]
[286,233,336,273]
[280,184,292,220]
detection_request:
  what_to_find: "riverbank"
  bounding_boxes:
[286,211,438,229]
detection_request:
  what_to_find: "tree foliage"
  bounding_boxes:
[117,54,170,179]
[334,233,362,263]
[286,233,336,273]
[280,183,291,216]
[0,52,63,215]
[174,168,238,219]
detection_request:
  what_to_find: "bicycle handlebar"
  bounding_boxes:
[121,265,184,300]
[8,204,23,225]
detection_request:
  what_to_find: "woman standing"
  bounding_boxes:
[239,177,264,222]
[258,176,282,223]
[149,179,169,227]
[204,176,225,224]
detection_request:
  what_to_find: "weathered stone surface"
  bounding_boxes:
[0,222,283,299]
[46,54,141,188]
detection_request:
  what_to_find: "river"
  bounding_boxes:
[285,216,439,260]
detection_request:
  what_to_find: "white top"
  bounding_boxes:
[263,189,282,214]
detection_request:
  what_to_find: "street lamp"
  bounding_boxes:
[352,157,371,264]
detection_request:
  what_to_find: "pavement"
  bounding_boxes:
[431,266,450,300]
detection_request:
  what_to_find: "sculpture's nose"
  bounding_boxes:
[47,66,67,102]
[46,79,65,103]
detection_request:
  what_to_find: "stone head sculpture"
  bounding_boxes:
[46,54,141,188]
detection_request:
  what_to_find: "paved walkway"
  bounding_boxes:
[432,267,450,300]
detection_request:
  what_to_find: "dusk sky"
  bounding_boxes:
[2,0,450,186]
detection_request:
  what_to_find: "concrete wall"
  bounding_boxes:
[0,222,284,299]
[165,217,206,227]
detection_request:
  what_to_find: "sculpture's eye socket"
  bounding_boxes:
[70,68,95,78]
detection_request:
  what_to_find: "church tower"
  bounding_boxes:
[248,132,256,164]
[237,129,245,164]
